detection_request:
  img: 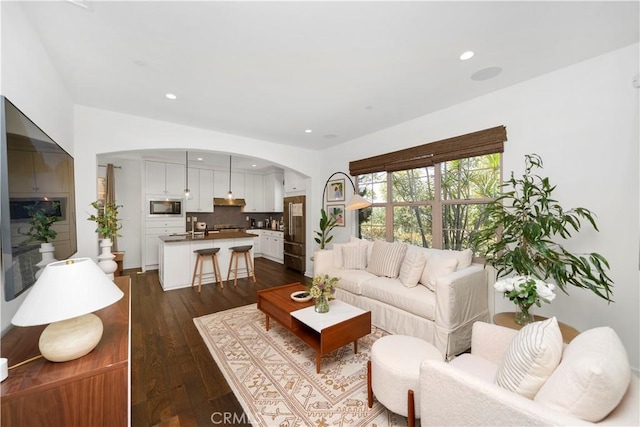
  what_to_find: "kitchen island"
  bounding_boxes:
[158,231,257,291]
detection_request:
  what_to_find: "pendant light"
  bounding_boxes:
[227,155,234,200]
[184,151,190,197]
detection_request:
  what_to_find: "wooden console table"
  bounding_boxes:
[1,275,131,427]
[493,312,580,343]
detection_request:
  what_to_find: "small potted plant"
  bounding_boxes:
[88,200,122,278]
[88,200,122,241]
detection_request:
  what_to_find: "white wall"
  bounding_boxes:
[73,106,325,273]
[0,2,75,333]
[322,44,640,370]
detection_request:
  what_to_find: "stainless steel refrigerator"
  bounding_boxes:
[283,195,305,273]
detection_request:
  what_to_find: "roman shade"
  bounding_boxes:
[349,125,507,176]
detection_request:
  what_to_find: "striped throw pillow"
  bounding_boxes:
[342,245,368,270]
[495,317,563,399]
[365,241,408,278]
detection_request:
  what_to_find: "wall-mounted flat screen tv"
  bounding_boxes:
[0,97,77,301]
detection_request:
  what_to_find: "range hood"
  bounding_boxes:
[213,197,246,207]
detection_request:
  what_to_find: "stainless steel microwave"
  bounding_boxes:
[148,199,183,217]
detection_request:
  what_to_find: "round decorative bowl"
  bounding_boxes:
[290,291,312,302]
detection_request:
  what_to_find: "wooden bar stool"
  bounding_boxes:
[191,247,223,292]
[227,245,256,287]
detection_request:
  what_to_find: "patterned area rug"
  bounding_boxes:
[194,304,407,427]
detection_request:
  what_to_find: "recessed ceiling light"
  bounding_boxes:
[460,51,474,61]
[305,129,312,133]
[252,164,257,168]
[196,157,203,161]
[165,93,177,100]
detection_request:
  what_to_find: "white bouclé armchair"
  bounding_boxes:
[418,322,639,426]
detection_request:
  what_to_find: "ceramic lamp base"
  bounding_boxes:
[38,313,104,362]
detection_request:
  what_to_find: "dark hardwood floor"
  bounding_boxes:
[129,257,312,427]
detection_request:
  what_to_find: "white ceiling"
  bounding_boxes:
[20,1,639,155]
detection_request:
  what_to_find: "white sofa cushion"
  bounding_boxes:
[534,326,631,422]
[449,353,500,384]
[420,256,458,291]
[398,251,426,288]
[360,276,436,321]
[495,317,563,399]
[332,267,377,295]
[332,242,360,268]
[366,241,408,278]
[448,248,473,270]
[342,245,368,270]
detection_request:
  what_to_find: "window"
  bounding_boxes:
[351,126,506,251]
[357,153,500,250]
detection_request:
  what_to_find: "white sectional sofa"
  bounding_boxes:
[314,237,488,360]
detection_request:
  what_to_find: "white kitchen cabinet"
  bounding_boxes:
[144,220,185,270]
[213,171,245,198]
[284,170,306,194]
[244,174,264,212]
[231,172,245,198]
[263,172,284,212]
[145,161,185,196]
[261,230,283,263]
[245,229,261,256]
[186,168,214,212]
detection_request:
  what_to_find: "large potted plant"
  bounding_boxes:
[314,209,339,250]
[88,200,122,278]
[471,154,613,324]
[25,201,61,276]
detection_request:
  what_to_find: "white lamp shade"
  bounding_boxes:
[346,194,372,210]
[11,258,124,327]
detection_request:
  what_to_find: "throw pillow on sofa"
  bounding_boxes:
[342,244,368,270]
[399,250,426,287]
[495,317,563,399]
[534,326,631,422]
[420,256,458,291]
[349,235,374,263]
[365,240,407,278]
[449,248,473,270]
[332,242,360,268]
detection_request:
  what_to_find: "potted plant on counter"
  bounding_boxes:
[470,154,614,324]
[88,200,122,278]
[25,201,61,277]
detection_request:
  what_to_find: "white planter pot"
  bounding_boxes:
[35,242,57,279]
[97,238,117,279]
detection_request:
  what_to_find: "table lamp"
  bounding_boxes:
[11,258,124,362]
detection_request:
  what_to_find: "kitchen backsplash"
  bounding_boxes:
[185,206,283,230]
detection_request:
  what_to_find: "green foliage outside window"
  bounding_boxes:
[357,153,500,251]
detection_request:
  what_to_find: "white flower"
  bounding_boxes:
[495,275,556,306]
[535,280,556,303]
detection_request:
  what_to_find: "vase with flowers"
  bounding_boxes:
[308,274,338,313]
[494,276,556,325]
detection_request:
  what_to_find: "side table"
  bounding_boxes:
[493,312,579,343]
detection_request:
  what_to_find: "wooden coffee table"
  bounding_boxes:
[257,283,371,373]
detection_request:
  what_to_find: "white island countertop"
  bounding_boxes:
[158,232,257,291]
